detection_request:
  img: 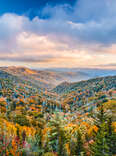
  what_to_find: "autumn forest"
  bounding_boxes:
[0,67,115,156]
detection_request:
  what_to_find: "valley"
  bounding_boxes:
[0,66,116,155]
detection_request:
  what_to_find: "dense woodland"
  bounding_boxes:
[0,69,116,155]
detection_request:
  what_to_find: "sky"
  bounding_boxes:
[0,0,116,69]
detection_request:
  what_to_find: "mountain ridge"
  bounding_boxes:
[0,66,90,90]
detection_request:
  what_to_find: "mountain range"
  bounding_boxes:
[1,66,116,91]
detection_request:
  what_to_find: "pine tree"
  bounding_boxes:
[48,113,66,156]
[106,117,116,155]
[91,124,109,156]
[91,104,110,156]
[74,129,85,156]
[35,129,44,155]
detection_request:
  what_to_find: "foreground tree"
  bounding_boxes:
[75,129,85,156]
[91,104,110,156]
[106,117,116,155]
[48,113,66,156]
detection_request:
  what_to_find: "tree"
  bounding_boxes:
[34,129,44,156]
[48,113,66,155]
[74,129,85,156]
[10,101,16,111]
[13,114,30,126]
[106,117,116,155]
[91,104,110,156]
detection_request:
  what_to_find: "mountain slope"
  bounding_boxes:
[0,66,90,90]
[53,75,116,94]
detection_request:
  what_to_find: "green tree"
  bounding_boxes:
[91,104,110,156]
[106,117,116,155]
[13,114,30,126]
[48,113,66,155]
[74,129,85,156]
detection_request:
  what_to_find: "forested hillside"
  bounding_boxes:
[0,69,116,155]
[0,67,90,90]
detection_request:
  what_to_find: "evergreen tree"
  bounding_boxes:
[35,129,44,155]
[10,101,16,111]
[106,117,116,155]
[48,113,66,156]
[75,129,85,156]
[91,104,110,156]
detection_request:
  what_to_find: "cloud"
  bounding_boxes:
[100,63,116,67]
[38,0,116,45]
[0,0,116,68]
